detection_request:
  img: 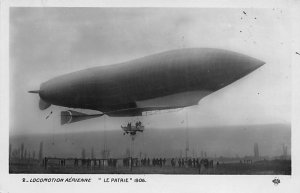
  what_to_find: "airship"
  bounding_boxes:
[29,48,264,125]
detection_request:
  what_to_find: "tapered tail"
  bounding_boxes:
[61,110,104,125]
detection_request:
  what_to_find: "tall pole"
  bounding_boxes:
[103,115,108,159]
[130,137,135,172]
[185,110,189,160]
[131,136,135,158]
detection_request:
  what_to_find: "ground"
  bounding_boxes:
[9,159,291,175]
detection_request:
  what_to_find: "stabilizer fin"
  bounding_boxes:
[39,99,51,110]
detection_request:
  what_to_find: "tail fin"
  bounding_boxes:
[28,90,40,94]
[28,90,51,110]
[39,99,51,110]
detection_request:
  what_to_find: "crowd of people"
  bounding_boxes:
[151,158,167,167]
[43,157,215,170]
[126,157,214,169]
[171,158,213,168]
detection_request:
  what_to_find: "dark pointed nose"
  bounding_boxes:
[250,59,265,71]
[242,58,265,76]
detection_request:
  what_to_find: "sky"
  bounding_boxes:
[10,8,291,135]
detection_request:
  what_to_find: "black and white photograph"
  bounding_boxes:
[8,6,292,175]
[1,1,300,193]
